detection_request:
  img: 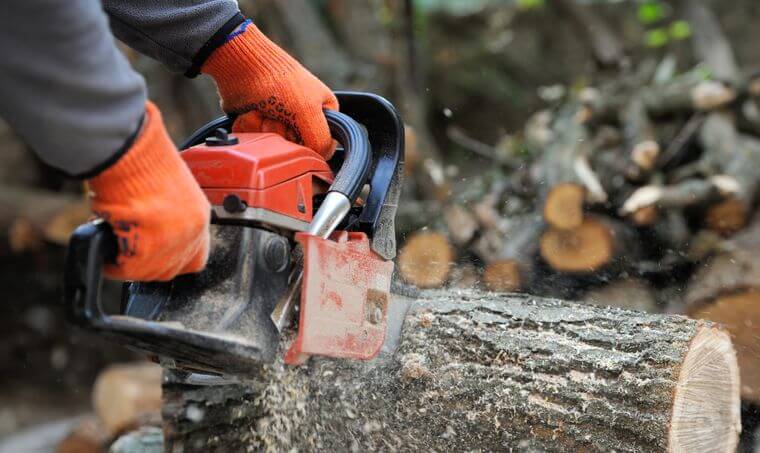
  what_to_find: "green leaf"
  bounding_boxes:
[638,1,666,24]
[517,0,544,10]
[645,28,669,48]
[669,20,692,40]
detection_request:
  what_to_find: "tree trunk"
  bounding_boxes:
[162,290,741,452]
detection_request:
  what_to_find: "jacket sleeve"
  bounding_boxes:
[102,0,243,75]
[0,0,147,177]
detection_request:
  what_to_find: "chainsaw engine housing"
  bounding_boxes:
[64,92,404,377]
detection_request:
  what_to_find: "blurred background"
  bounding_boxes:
[2,0,760,451]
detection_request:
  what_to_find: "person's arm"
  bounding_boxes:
[103,1,338,158]
[0,0,145,177]
[0,0,210,281]
[102,0,243,76]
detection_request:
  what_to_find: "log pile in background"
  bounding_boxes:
[56,362,163,453]
[395,2,760,407]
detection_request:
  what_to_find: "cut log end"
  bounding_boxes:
[398,231,453,288]
[631,140,661,171]
[632,205,659,226]
[690,289,760,403]
[482,260,522,292]
[705,198,748,236]
[543,183,586,230]
[540,218,613,273]
[692,81,737,111]
[668,326,741,453]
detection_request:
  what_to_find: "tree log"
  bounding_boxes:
[683,214,760,402]
[0,185,90,251]
[535,104,606,230]
[397,231,453,288]
[473,213,543,292]
[161,290,741,452]
[622,113,760,235]
[539,215,637,274]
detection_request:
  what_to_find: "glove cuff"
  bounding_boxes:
[201,23,298,113]
[89,101,190,204]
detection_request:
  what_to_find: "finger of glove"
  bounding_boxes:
[259,117,289,138]
[300,112,335,160]
[104,229,207,282]
[232,111,265,133]
[177,229,210,276]
[322,91,339,112]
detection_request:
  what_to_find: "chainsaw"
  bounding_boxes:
[63,92,404,378]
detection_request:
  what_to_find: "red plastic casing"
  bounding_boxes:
[181,132,333,222]
[285,231,394,365]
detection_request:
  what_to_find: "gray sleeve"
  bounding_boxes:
[0,0,147,177]
[102,0,241,74]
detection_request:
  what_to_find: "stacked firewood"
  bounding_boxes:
[397,67,760,404]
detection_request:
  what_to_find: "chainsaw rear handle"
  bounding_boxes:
[64,220,117,326]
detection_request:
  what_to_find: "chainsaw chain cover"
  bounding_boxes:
[285,231,394,364]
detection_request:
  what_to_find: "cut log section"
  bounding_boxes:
[473,213,543,293]
[683,215,760,402]
[622,96,660,174]
[397,231,453,288]
[482,261,522,292]
[543,182,586,231]
[690,290,760,403]
[92,362,163,438]
[705,197,749,236]
[534,103,606,231]
[539,216,625,273]
[161,290,741,452]
[442,204,478,247]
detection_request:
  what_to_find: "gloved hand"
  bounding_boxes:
[88,101,210,281]
[201,20,339,159]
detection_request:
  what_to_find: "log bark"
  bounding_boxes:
[681,0,742,85]
[161,290,741,452]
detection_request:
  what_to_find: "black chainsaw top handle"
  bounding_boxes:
[322,109,372,202]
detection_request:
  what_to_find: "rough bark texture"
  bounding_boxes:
[162,290,740,452]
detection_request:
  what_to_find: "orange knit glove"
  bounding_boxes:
[201,21,338,159]
[88,102,210,281]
